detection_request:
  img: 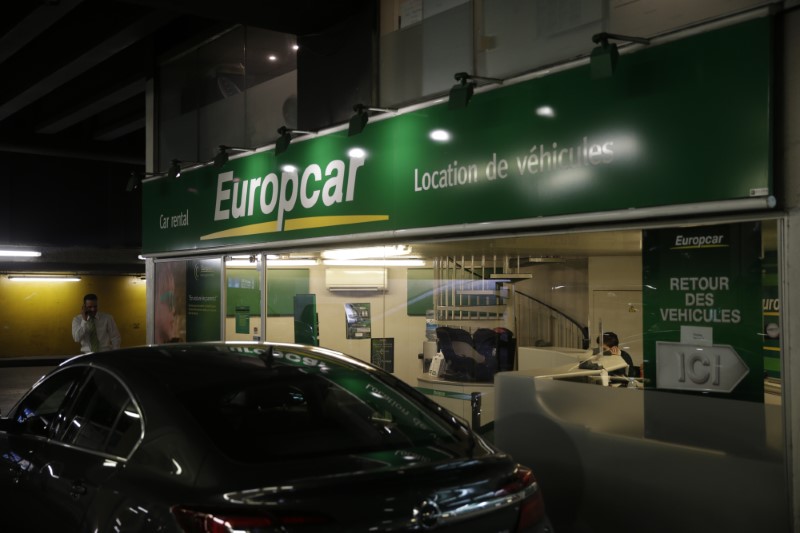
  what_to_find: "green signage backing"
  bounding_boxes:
[762,251,780,377]
[143,19,771,255]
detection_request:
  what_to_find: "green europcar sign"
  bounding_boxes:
[143,19,771,255]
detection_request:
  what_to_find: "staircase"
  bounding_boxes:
[433,255,588,349]
[513,292,589,350]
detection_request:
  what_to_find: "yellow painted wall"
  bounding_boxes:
[0,275,147,358]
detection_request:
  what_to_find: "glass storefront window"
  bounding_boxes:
[224,254,263,341]
[378,0,773,108]
[158,26,297,170]
[155,258,222,343]
[152,217,787,531]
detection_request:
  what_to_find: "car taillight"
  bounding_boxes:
[516,492,546,532]
[504,466,546,532]
[172,506,330,533]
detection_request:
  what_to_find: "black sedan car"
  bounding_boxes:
[0,343,552,532]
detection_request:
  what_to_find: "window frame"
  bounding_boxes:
[45,365,145,462]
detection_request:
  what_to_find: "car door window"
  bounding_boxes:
[12,367,87,438]
[58,369,142,458]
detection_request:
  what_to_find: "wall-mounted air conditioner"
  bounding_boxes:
[325,268,387,292]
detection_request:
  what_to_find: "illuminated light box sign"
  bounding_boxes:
[143,19,771,255]
[642,222,763,402]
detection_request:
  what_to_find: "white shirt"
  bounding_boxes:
[72,311,121,353]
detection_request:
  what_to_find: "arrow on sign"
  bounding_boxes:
[655,341,750,393]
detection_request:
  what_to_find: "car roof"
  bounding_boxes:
[59,342,378,393]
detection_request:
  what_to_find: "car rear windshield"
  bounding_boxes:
[176,347,464,463]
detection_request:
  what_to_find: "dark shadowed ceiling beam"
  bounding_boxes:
[0,0,85,64]
[0,10,174,122]
[36,78,146,134]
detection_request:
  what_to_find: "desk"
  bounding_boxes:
[517,346,593,371]
[518,354,628,381]
[415,355,630,430]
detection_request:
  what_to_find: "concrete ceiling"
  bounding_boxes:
[0,0,371,165]
[0,0,371,274]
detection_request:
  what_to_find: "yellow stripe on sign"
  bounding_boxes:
[200,214,389,241]
[201,221,279,240]
[763,312,779,317]
[763,346,781,352]
[671,245,729,250]
[285,215,388,231]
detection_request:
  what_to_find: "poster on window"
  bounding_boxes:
[235,306,250,334]
[371,338,394,372]
[345,303,371,339]
[154,260,186,344]
[186,258,222,342]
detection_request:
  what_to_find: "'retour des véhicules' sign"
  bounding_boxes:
[142,19,771,255]
[642,223,763,402]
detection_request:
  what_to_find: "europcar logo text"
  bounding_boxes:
[202,154,388,241]
[671,233,728,249]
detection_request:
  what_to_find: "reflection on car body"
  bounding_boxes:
[0,342,553,532]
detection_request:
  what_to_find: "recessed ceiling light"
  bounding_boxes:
[8,275,81,282]
[0,250,41,257]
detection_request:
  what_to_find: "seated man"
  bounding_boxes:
[600,331,635,381]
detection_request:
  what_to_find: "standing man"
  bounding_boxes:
[72,293,121,353]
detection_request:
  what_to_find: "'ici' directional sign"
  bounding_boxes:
[655,342,750,393]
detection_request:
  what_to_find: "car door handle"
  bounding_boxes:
[70,480,87,499]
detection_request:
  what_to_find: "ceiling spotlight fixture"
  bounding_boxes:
[167,159,202,179]
[275,126,315,156]
[168,159,183,179]
[590,32,650,78]
[348,104,397,136]
[213,145,252,168]
[126,172,139,192]
[126,170,162,192]
[448,72,502,109]
[213,146,229,167]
